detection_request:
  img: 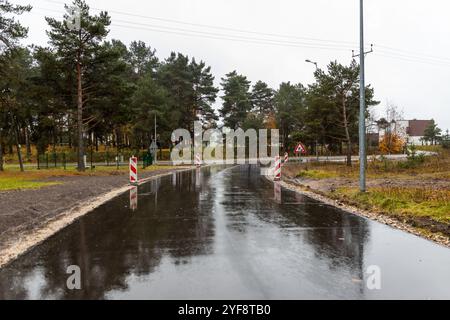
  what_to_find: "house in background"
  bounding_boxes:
[378,119,433,146]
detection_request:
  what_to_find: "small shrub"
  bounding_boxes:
[398,153,425,169]
[442,139,450,149]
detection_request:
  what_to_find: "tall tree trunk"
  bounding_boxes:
[342,95,352,167]
[24,125,31,162]
[346,142,352,167]
[0,131,3,171]
[14,122,24,172]
[77,61,85,171]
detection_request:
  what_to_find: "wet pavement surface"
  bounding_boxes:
[0,165,449,299]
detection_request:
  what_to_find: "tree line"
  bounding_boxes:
[0,0,378,171]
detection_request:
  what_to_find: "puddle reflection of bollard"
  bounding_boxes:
[195,167,201,189]
[172,172,177,187]
[274,182,282,204]
[195,153,202,168]
[129,186,138,211]
[274,155,282,181]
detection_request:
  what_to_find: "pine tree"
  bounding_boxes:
[423,120,442,145]
[251,81,274,115]
[158,53,218,133]
[0,0,31,52]
[274,82,306,152]
[310,60,378,166]
[0,0,31,171]
[128,40,159,79]
[219,71,252,129]
[46,0,110,171]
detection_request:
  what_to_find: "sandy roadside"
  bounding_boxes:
[0,166,195,268]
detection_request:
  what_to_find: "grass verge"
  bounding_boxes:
[0,165,184,191]
[335,187,450,224]
[0,177,60,191]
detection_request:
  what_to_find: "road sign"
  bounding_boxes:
[149,141,158,153]
[295,142,307,155]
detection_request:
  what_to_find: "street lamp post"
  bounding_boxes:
[359,0,367,192]
[305,59,318,71]
[305,59,319,158]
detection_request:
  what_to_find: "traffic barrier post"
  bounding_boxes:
[283,152,289,166]
[274,155,281,181]
[129,156,138,185]
[195,153,202,167]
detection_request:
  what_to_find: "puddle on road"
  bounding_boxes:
[0,165,449,299]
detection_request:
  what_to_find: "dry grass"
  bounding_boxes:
[293,148,450,180]
[289,148,450,228]
[337,187,450,224]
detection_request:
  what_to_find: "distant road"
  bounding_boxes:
[6,151,437,169]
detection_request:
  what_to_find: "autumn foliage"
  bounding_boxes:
[379,133,405,154]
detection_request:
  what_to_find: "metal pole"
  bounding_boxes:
[359,0,367,192]
[154,114,157,164]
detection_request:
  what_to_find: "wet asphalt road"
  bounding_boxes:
[0,165,450,300]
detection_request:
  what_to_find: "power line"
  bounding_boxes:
[374,51,450,68]
[376,44,450,63]
[112,20,355,51]
[38,0,450,65]
[30,7,368,52]
[40,0,358,46]
[31,4,450,68]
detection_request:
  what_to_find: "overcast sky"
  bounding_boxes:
[14,0,450,131]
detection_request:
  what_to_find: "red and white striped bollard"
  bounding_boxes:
[129,156,138,185]
[283,152,289,166]
[274,155,281,181]
[195,153,202,168]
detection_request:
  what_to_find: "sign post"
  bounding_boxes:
[149,141,158,165]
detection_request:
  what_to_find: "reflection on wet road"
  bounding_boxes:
[1,165,449,299]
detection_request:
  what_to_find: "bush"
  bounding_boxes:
[442,139,450,149]
[398,152,425,169]
[379,133,405,154]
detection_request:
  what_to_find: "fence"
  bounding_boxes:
[36,150,160,170]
